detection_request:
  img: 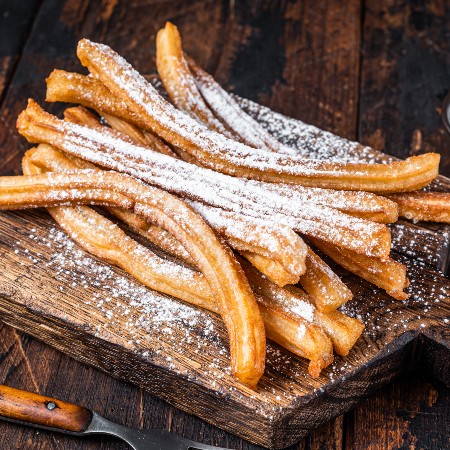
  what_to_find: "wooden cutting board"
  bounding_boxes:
[0,100,449,449]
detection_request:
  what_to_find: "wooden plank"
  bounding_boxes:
[358,0,450,176]
[0,0,42,103]
[344,374,450,449]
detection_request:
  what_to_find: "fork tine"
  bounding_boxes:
[181,436,235,450]
[177,434,235,450]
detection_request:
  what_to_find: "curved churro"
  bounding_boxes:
[75,37,439,193]
[387,191,450,224]
[0,169,266,388]
[17,100,392,260]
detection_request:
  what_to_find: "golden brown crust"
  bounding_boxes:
[388,191,450,224]
[298,248,353,312]
[310,238,408,300]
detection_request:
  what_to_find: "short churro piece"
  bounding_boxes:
[298,248,353,313]
[387,191,450,224]
[240,251,301,287]
[310,238,409,300]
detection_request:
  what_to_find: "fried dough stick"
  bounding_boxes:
[22,146,336,376]
[75,37,439,193]
[18,100,393,260]
[186,54,293,154]
[310,238,409,300]
[156,23,232,137]
[64,105,178,158]
[157,22,293,155]
[245,265,364,356]
[387,191,450,224]
[46,72,400,224]
[299,249,353,312]
[0,169,267,388]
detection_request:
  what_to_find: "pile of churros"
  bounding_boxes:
[0,22,449,389]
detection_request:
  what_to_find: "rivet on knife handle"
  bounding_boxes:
[0,384,92,432]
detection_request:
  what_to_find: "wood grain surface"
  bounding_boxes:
[0,0,449,449]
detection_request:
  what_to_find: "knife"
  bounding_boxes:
[0,384,233,450]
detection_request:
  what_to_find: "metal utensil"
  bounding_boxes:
[0,384,233,450]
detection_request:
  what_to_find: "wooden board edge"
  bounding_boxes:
[420,327,450,387]
[0,292,280,447]
[268,331,420,448]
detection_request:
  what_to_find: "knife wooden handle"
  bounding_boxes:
[0,384,92,432]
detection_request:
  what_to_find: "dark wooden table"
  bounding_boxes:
[0,1,449,449]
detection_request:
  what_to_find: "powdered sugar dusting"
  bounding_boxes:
[235,96,391,164]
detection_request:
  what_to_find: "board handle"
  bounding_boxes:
[0,384,92,432]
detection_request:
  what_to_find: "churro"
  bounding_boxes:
[239,252,301,287]
[186,54,294,154]
[299,248,353,313]
[387,191,450,224]
[156,23,232,137]
[310,238,409,300]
